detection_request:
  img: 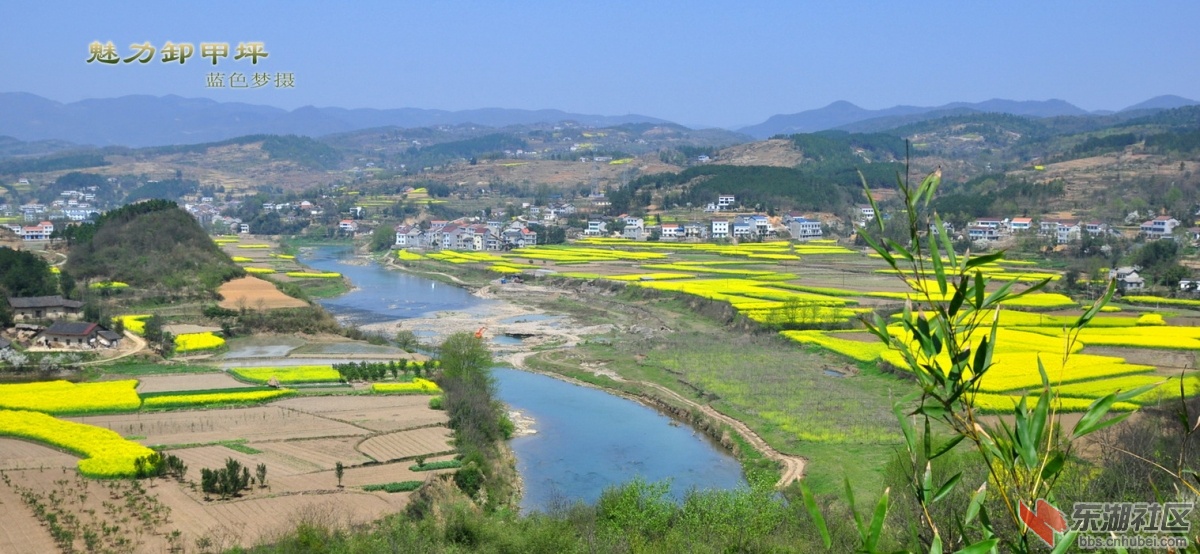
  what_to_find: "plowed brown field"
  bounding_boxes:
[218,276,309,310]
[1,376,454,551]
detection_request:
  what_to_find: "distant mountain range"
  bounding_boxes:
[0,92,1196,149]
[0,92,672,148]
[736,95,1200,138]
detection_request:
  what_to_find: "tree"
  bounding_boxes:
[335,462,344,488]
[799,164,1148,553]
[0,247,58,298]
[144,314,165,344]
[58,269,76,299]
[0,285,12,327]
[368,220,398,252]
[256,463,268,488]
[393,328,422,350]
[438,333,493,382]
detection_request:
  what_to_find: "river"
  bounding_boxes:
[300,245,747,512]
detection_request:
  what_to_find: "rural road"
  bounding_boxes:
[78,331,148,366]
[636,380,808,488]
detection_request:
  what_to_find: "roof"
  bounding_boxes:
[42,321,99,337]
[8,296,85,309]
[98,330,122,341]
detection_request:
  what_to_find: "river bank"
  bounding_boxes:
[372,254,810,489]
[296,246,752,510]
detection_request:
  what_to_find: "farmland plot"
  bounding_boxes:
[68,405,368,446]
[251,436,374,471]
[273,395,448,432]
[135,372,253,393]
[0,472,91,553]
[358,427,454,461]
[0,437,80,471]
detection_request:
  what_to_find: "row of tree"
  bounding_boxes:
[333,359,436,382]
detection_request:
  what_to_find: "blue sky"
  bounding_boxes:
[3,1,1198,128]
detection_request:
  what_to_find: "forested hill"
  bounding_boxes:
[63,200,242,291]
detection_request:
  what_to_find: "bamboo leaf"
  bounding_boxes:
[974,271,985,308]
[935,213,957,268]
[921,461,933,503]
[981,280,1017,309]
[1072,393,1128,439]
[930,231,948,295]
[1076,279,1117,329]
[845,477,865,542]
[932,471,962,504]
[894,400,917,455]
[860,169,887,236]
[955,538,999,554]
[930,434,966,460]
[929,533,944,554]
[963,482,987,524]
[1114,383,1158,403]
[948,285,966,319]
[964,251,1005,270]
[798,480,832,549]
[864,487,889,552]
[860,231,897,270]
[1041,451,1065,480]
[1049,531,1079,554]
[919,167,942,208]
[884,238,915,262]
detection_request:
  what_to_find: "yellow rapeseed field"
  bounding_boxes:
[0,409,155,477]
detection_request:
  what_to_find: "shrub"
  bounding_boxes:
[362,481,423,493]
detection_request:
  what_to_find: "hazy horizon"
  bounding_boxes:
[4,1,1199,128]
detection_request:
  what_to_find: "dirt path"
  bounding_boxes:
[78,330,148,366]
[635,380,807,487]
[505,350,807,488]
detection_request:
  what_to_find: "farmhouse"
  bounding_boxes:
[710,220,729,239]
[1141,215,1180,239]
[34,321,104,348]
[1109,266,1145,292]
[1009,217,1033,232]
[8,296,84,321]
[788,217,823,240]
[585,220,607,236]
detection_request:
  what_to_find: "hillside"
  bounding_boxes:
[64,200,242,292]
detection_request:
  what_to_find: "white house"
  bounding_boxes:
[751,215,770,236]
[711,220,729,239]
[1009,217,1033,232]
[732,220,753,238]
[789,218,823,240]
[1141,215,1180,239]
[1109,266,1145,291]
[967,225,999,241]
[717,194,736,210]
[585,220,607,236]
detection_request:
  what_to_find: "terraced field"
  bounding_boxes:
[0,374,455,551]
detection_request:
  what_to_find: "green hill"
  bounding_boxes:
[63,200,242,292]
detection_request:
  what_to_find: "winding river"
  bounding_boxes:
[300,246,747,512]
